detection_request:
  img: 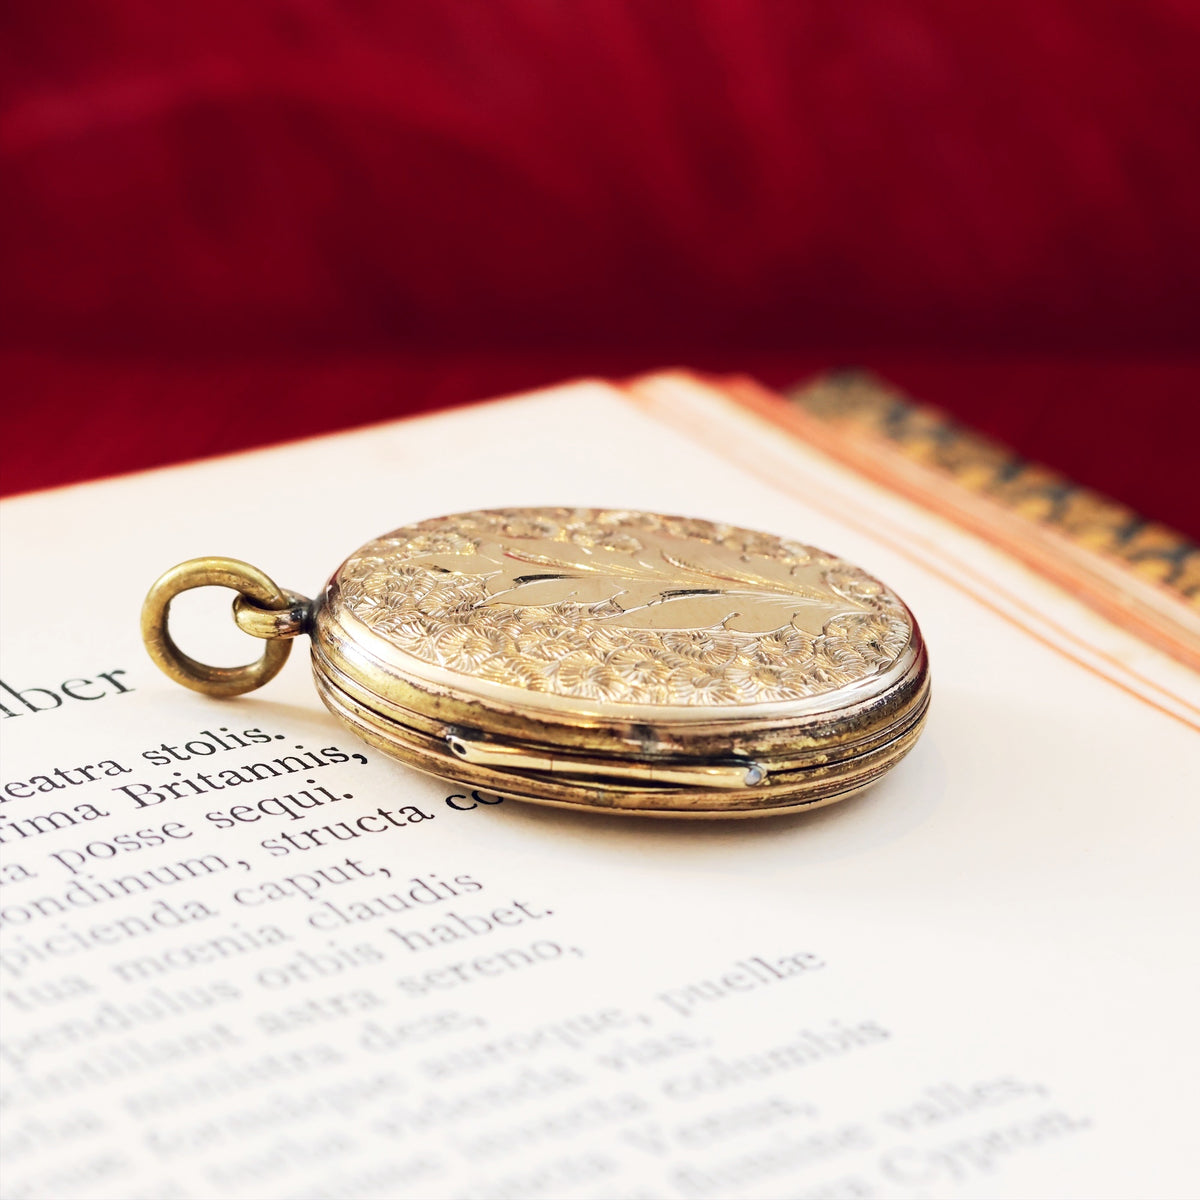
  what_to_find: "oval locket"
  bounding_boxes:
[143,508,930,818]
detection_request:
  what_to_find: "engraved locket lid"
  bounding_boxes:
[307,508,930,816]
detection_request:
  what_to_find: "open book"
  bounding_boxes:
[2,373,1197,1200]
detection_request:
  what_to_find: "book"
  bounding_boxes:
[1,371,1197,1200]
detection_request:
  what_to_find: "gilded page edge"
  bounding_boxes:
[722,370,1200,674]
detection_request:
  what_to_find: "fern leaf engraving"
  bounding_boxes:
[406,533,866,635]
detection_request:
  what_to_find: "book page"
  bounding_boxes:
[1,377,1197,1200]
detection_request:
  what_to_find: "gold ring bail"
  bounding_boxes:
[140,557,311,697]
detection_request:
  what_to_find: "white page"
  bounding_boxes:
[1,378,1197,1200]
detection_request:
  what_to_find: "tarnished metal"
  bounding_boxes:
[233,591,312,641]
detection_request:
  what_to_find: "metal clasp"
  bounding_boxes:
[446,735,767,789]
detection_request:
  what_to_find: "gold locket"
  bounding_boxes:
[142,508,930,818]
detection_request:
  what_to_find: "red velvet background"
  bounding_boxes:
[3,2,1199,535]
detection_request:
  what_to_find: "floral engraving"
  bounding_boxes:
[335,509,912,706]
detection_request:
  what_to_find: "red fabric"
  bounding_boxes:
[2,3,1199,534]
